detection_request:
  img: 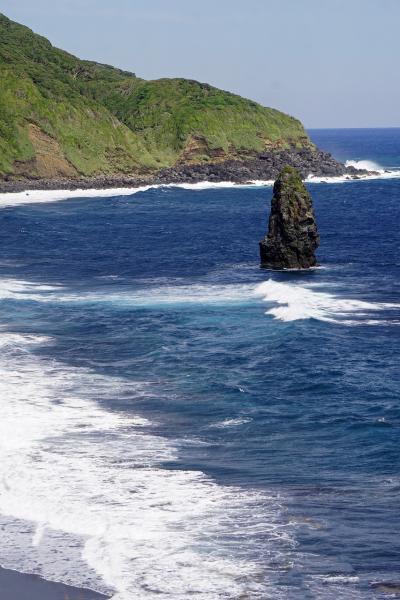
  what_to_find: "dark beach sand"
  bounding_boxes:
[0,567,109,599]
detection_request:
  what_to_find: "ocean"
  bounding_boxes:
[0,128,399,599]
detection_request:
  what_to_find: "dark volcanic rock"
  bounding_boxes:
[0,145,370,193]
[155,146,349,184]
[259,166,320,270]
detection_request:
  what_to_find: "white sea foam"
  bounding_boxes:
[0,277,399,328]
[345,159,385,171]
[0,180,272,208]
[306,170,400,184]
[210,417,252,429]
[0,277,255,307]
[254,280,400,325]
[305,574,367,600]
[304,159,400,184]
[2,161,400,208]
[322,575,360,584]
[0,329,292,599]
[0,184,153,207]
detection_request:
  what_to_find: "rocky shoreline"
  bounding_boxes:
[0,147,372,194]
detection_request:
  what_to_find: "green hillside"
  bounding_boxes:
[0,13,312,180]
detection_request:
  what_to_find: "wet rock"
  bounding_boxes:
[0,146,377,194]
[259,166,320,269]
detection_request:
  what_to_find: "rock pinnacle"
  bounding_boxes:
[259,166,320,269]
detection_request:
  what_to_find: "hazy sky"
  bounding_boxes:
[1,0,399,128]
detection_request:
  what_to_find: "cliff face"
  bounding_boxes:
[0,13,317,183]
[260,166,320,270]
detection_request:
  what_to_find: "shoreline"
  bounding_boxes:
[1,144,399,202]
[0,169,399,208]
[0,566,110,600]
[0,147,371,195]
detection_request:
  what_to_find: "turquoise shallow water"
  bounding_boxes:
[0,130,399,599]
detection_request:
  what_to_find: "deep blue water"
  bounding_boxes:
[0,130,399,599]
[309,127,400,169]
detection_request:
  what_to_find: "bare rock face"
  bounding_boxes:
[259,166,320,269]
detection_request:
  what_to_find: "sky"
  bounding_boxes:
[0,0,399,128]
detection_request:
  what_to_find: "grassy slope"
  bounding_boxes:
[0,13,312,179]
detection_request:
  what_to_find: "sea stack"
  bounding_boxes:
[259,166,320,269]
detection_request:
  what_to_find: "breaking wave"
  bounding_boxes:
[0,181,273,208]
[307,168,400,184]
[0,277,399,327]
[254,280,400,325]
[345,159,385,171]
[2,162,400,209]
[0,329,293,599]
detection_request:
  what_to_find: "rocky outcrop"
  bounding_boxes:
[259,166,320,269]
[0,146,374,193]
[156,147,346,183]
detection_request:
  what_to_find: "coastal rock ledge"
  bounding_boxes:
[0,147,371,194]
[260,166,320,270]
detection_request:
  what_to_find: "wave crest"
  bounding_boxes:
[345,159,384,172]
[255,280,400,325]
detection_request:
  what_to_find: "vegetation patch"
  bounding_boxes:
[0,13,312,179]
